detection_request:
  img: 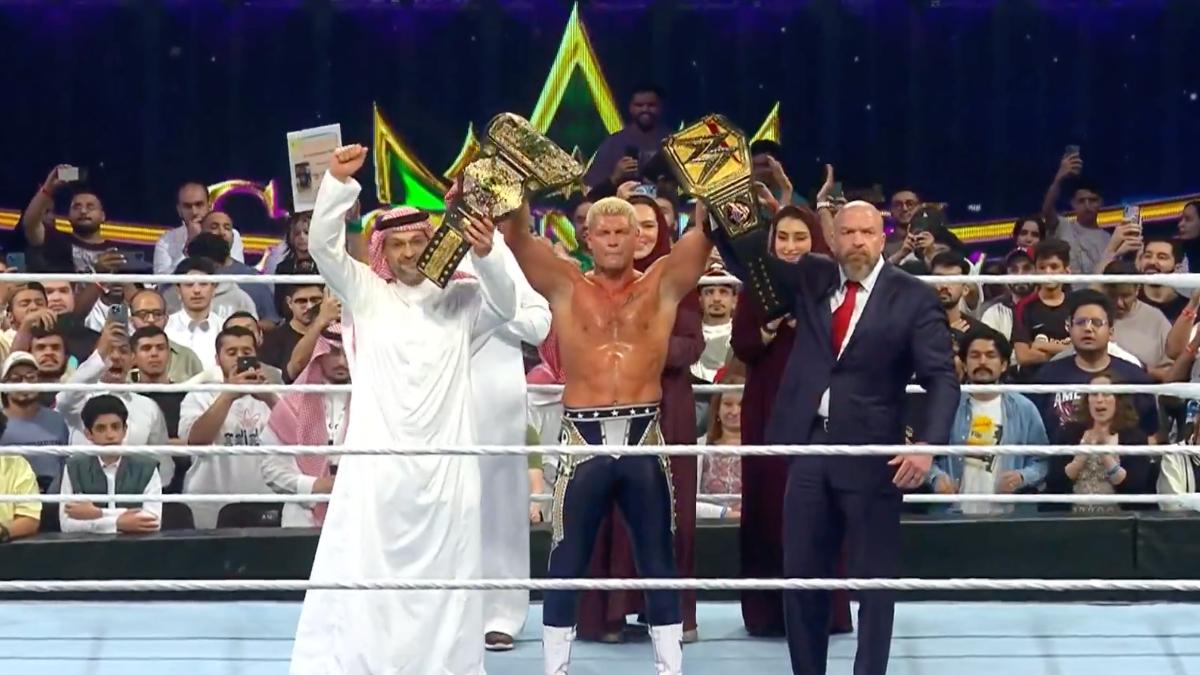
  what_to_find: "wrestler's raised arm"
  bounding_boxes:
[309,144,385,307]
[500,203,581,305]
[654,207,715,305]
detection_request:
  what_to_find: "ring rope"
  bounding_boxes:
[7,492,1195,505]
[1,443,1189,457]
[0,577,1196,593]
[3,382,1191,396]
[1,271,1189,287]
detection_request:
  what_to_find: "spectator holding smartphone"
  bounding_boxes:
[55,320,174,486]
[179,326,275,528]
[19,165,126,274]
[1041,149,1110,277]
[59,395,163,535]
[582,84,670,194]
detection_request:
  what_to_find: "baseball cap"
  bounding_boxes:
[1,351,37,379]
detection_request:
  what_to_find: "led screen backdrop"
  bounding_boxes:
[0,1,1197,253]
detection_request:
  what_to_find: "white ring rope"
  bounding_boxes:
[5,492,1195,506]
[1,382,1193,396]
[2,443,1191,457]
[2,272,1191,288]
[0,577,1196,593]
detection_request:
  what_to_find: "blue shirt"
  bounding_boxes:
[1,407,70,492]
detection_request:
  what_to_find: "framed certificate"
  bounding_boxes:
[286,123,343,212]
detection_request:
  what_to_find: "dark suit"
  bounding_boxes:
[721,248,959,675]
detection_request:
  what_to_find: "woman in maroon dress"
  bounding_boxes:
[577,195,704,642]
[730,205,852,637]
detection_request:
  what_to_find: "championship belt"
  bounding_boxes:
[417,113,583,287]
[662,114,787,318]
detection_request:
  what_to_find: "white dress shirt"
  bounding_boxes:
[55,352,175,485]
[59,457,163,534]
[818,255,886,418]
[165,307,230,367]
[260,393,350,528]
[153,224,245,276]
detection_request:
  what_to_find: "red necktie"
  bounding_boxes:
[831,280,860,356]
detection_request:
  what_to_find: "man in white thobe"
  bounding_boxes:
[466,236,551,651]
[291,144,516,675]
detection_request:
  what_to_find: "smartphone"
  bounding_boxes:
[1123,204,1142,229]
[102,284,124,306]
[1064,144,1081,157]
[829,181,845,202]
[4,252,25,271]
[108,303,129,327]
[236,356,260,374]
[57,165,80,182]
[624,145,639,160]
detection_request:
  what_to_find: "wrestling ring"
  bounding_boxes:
[4,271,1200,674]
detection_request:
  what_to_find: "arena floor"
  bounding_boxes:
[3,600,1199,674]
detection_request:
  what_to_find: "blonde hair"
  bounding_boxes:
[585,196,637,232]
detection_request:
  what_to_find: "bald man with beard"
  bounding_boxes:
[713,200,959,675]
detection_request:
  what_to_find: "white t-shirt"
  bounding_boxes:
[179,391,273,528]
[1113,301,1171,370]
[1056,215,1111,276]
[962,396,1004,516]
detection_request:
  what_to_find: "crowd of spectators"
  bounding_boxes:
[2,86,1200,551]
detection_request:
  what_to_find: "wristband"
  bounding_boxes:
[1104,462,1122,479]
[816,201,834,211]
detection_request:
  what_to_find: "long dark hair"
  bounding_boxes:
[1011,215,1048,244]
[628,194,672,272]
[1071,371,1139,432]
[771,205,829,257]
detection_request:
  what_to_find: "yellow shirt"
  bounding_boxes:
[0,456,41,524]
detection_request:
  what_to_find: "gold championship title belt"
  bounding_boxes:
[662,114,787,318]
[417,113,583,287]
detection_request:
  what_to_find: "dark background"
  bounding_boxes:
[1,0,1197,245]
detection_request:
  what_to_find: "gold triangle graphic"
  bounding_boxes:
[372,102,449,204]
[750,102,781,143]
[443,123,482,181]
[528,3,623,135]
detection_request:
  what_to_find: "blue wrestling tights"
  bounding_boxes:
[543,404,681,628]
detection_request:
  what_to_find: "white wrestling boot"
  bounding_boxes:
[543,625,575,675]
[649,623,684,675]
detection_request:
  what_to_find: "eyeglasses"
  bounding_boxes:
[892,199,919,208]
[132,310,166,320]
[1071,317,1108,329]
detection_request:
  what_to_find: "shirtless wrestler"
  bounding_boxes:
[503,196,714,675]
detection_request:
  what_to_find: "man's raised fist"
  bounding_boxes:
[330,144,369,182]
